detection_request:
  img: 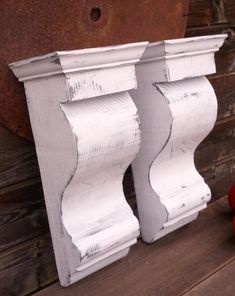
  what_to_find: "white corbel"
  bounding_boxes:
[9,42,148,286]
[130,35,227,243]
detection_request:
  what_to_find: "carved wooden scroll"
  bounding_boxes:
[9,42,148,286]
[130,35,227,243]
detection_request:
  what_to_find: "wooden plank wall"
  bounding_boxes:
[0,1,234,295]
[186,0,235,199]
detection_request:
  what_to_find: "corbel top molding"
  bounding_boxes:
[138,34,227,82]
[9,42,148,82]
[140,34,227,63]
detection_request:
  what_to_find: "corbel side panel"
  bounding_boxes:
[9,42,148,286]
[131,35,227,243]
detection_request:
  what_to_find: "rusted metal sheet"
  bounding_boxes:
[0,0,189,140]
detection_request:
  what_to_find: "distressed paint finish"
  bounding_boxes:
[9,42,148,286]
[1,0,189,140]
[131,35,227,243]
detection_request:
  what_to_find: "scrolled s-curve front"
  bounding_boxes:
[150,77,218,225]
[60,91,140,268]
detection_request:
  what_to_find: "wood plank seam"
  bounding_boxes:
[179,256,235,296]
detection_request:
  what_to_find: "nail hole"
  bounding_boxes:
[90,7,101,22]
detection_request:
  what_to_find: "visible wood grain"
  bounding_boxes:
[223,0,235,24]
[209,75,235,120]
[200,157,235,200]
[195,116,235,169]
[0,124,39,188]
[33,197,235,296]
[0,235,57,296]
[187,0,235,27]
[187,0,217,27]
[0,180,49,252]
[184,259,235,296]
[186,1,235,205]
[186,23,234,37]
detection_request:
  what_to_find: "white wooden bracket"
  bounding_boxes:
[130,34,227,243]
[9,42,148,286]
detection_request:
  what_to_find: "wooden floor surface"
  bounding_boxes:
[184,259,235,296]
[33,197,235,296]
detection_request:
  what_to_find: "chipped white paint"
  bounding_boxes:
[9,42,148,286]
[130,35,227,243]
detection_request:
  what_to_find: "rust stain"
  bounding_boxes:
[0,0,189,141]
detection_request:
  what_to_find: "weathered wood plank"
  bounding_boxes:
[187,0,235,27]
[33,197,235,296]
[186,23,234,36]
[0,235,57,296]
[0,180,49,252]
[223,0,235,24]
[184,259,235,296]
[200,157,235,200]
[209,75,235,119]
[195,116,235,169]
[0,125,39,188]
[187,0,217,27]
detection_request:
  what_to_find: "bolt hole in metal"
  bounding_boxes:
[90,7,101,22]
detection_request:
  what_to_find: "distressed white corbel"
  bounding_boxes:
[9,42,148,286]
[130,35,227,243]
